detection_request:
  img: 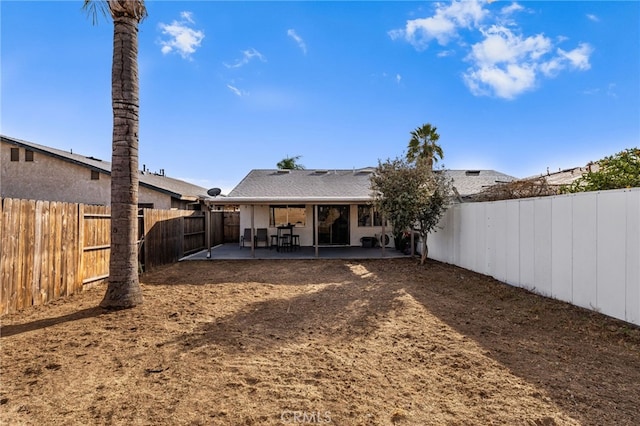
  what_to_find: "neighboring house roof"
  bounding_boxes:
[523,164,598,187]
[1,135,211,202]
[220,168,517,205]
[444,169,517,198]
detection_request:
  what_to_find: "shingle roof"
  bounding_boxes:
[227,168,376,203]
[222,168,517,204]
[444,169,517,197]
[523,165,597,187]
[1,135,210,201]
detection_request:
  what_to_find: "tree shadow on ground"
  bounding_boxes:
[0,306,110,338]
[362,259,640,425]
[142,259,362,287]
[165,262,406,352]
[164,258,640,425]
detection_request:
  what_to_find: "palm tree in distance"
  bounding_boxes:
[84,0,146,309]
[277,155,305,170]
[406,123,443,170]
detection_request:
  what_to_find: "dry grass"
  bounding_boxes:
[1,259,639,425]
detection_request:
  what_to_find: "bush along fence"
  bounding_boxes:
[0,198,228,315]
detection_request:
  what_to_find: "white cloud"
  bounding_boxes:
[396,74,402,84]
[586,14,600,22]
[391,1,594,99]
[582,83,617,98]
[437,49,456,58]
[558,43,592,71]
[224,48,266,69]
[226,84,246,97]
[389,0,488,49]
[469,26,552,66]
[501,2,524,16]
[158,12,204,60]
[464,63,536,99]
[287,29,307,54]
[539,43,592,77]
[180,11,195,24]
[464,26,592,98]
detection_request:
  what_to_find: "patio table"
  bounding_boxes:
[276,224,294,252]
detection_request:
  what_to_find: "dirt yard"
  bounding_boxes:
[1,258,639,425]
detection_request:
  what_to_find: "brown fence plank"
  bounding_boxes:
[81,205,110,287]
[32,201,43,306]
[1,200,207,314]
[142,209,204,270]
[66,203,79,295]
[24,200,36,308]
[39,201,51,305]
[51,201,63,299]
[0,198,15,315]
[77,204,84,293]
[0,198,5,315]
[15,200,27,311]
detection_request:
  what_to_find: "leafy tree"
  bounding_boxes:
[413,169,453,264]
[277,155,305,170]
[406,123,443,169]
[371,157,430,237]
[371,157,452,265]
[561,148,640,193]
[84,0,146,308]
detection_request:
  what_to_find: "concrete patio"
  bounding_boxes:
[182,243,412,261]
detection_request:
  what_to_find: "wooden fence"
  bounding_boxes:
[142,209,205,270]
[0,198,233,315]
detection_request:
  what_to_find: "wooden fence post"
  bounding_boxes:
[77,203,85,294]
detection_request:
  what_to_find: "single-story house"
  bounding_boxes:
[1,135,211,209]
[210,168,517,251]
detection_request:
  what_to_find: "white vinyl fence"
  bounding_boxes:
[427,188,640,326]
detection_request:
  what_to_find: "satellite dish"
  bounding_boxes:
[207,187,222,197]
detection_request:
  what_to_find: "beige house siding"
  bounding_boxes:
[1,141,173,207]
[139,185,172,210]
[238,203,389,247]
[1,142,111,204]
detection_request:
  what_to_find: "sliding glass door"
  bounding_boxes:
[317,205,349,245]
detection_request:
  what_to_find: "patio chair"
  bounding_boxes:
[240,228,252,248]
[255,228,269,248]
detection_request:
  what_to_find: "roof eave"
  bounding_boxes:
[208,196,373,205]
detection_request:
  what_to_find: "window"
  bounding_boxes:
[25,149,34,162]
[10,148,19,161]
[91,170,100,180]
[357,205,385,227]
[269,205,306,227]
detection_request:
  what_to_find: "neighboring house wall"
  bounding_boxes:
[1,141,175,207]
[139,185,172,210]
[427,188,640,326]
[239,204,388,247]
[1,142,111,204]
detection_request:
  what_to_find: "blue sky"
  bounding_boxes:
[2,1,639,194]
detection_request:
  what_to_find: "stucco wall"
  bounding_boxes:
[1,142,172,208]
[1,143,111,204]
[238,204,388,247]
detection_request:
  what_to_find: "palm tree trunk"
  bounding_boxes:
[100,12,143,308]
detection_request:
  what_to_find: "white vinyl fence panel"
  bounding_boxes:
[428,188,640,326]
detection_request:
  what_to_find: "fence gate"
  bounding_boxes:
[223,211,240,243]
